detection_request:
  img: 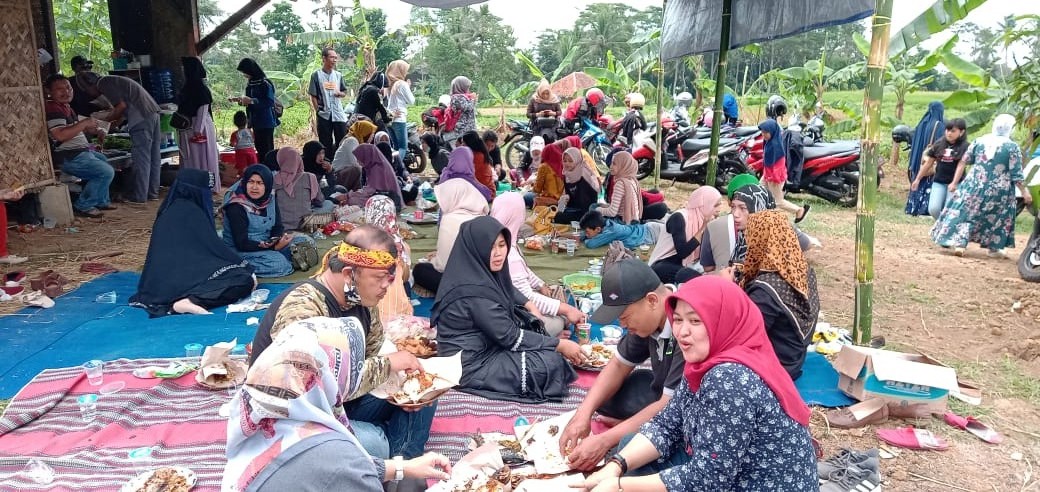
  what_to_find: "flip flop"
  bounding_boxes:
[876,426,949,451]
[795,204,811,223]
[0,285,24,296]
[943,412,1003,444]
[4,271,25,284]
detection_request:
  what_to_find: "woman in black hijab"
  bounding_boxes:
[234,58,280,159]
[431,216,583,403]
[354,71,389,132]
[301,140,343,200]
[130,169,256,317]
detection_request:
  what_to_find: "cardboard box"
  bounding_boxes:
[833,346,959,414]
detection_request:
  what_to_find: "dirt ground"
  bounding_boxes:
[4,176,1040,491]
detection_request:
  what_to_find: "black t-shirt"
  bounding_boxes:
[488,146,503,167]
[614,305,686,397]
[926,138,969,185]
[563,178,598,212]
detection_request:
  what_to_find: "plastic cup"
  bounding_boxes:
[128,447,155,475]
[576,323,592,345]
[82,360,103,386]
[638,245,651,261]
[77,394,98,422]
[184,343,203,359]
[94,291,117,304]
[566,240,576,256]
[250,289,270,304]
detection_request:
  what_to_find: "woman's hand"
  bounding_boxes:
[947,182,957,193]
[574,462,622,491]
[403,452,452,481]
[538,284,552,296]
[556,339,584,365]
[559,303,585,325]
[910,179,920,191]
[273,233,293,250]
[718,266,736,283]
[0,189,25,202]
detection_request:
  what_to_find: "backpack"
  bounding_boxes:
[266,79,284,118]
[442,105,461,133]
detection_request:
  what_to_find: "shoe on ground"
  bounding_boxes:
[987,249,1009,259]
[73,208,104,218]
[16,290,54,309]
[820,464,881,492]
[825,400,889,429]
[97,204,118,211]
[0,255,28,265]
[818,448,880,479]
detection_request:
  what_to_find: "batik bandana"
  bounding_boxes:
[316,242,396,275]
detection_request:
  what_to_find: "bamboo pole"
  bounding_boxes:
[853,0,893,345]
[705,0,733,189]
[654,0,668,189]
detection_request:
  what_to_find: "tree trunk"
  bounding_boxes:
[706,0,733,189]
[896,98,904,120]
[853,0,894,346]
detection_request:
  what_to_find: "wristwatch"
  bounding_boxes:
[607,454,629,475]
[393,455,404,482]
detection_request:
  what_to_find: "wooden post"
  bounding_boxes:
[705,0,732,189]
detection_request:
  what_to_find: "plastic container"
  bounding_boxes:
[77,394,98,422]
[82,360,103,386]
[250,289,270,304]
[95,291,117,304]
[184,343,203,359]
[562,273,602,295]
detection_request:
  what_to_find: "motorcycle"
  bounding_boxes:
[402,123,428,174]
[578,117,614,174]
[633,126,759,187]
[1017,155,1040,282]
[502,119,535,170]
[747,125,863,207]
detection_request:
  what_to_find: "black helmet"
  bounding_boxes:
[892,124,912,145]
[766,95,788,119]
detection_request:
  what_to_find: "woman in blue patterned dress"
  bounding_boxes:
[931,114,1032,257]
[579,275,816,492]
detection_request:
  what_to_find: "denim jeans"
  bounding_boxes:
[352,420,390,459]
[345,393,437,459]
[616,433,692,476]
[928,181,954,220]
[391,121,409,161]
[62,150,115,211]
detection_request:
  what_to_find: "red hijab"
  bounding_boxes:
[666,275,810,427]
[541,143,564,178]
[564,135,582,150]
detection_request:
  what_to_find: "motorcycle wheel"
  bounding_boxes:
[1018,228,1040,283]
[715,159,749,189]
[837,186,857,208]
[587,142,613,175]
[405,143,427,174]
[636,158,654,181]
[504,140,529,170]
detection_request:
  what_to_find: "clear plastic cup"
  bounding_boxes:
[127,447,155,475]
[95,291,117,304]
[566,240,576,256]
[576,323,592,345]
[250,289,270,303]
[82,360,103,386]
[184,343,203,359]
[77,394,98,422]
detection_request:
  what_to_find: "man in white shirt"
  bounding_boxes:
[308,48,348,159]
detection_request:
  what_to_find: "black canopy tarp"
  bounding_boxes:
[399,0,487,7]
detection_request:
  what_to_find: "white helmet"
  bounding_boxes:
[437,95,451,107]
[626,93,646,108]
[674,91,693,107]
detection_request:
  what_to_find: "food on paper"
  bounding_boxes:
[579,344,613,369]
[121,467,196,492]
[372,352,461,407]
[393,370,438,404]
[524,236,544,251]
[395,335,438,358]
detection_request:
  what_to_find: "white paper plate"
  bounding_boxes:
[120,467,196,492]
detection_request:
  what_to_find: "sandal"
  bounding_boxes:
[876,426,949,451]
[16,290,55,309]
[5,271,25,284]
[795,203,811,223]
[943,412,1003,444]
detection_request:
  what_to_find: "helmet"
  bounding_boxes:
[674,91,693,107]
[437,95,451,107]
[766,95,788,119]
[626,93,645,109]
[586,88,605,106]
[892,124,912,144]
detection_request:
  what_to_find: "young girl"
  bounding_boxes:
[230,111,258,173]
[758,119,808,222]
[911,118,969,219]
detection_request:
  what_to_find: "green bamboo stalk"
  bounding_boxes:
[706,0,733,189]
[654,0,668,189]
[853,0,893,345]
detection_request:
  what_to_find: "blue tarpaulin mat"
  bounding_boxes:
[795,351,856,407]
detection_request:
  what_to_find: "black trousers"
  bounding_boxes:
[642,202,669,221]
[317,117,348,156]
[597,369,659,420]
[554,208,586,224]
[254,128,275,164]
[412,262,443,293]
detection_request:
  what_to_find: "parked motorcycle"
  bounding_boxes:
[502,119,535,170]
[1017,155,1040,282]
[633,126,758,188]
[577,117,614,174]
[746,122,863,207]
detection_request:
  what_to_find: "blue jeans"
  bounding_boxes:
[62,150,115,211]
[345,394,437,459]
[928,181,954,220]
[352,420,390,459]
[617,433,692,476]
[391,121,409,161]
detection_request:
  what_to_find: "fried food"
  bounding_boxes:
[395,336,438,358]
[524,237,544,251]
[568,281,597,291]
[580,344,613,368]
[393,370,437,404]
[137,467,190,492]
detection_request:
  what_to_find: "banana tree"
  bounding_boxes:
[486,82,514,134]
[889,0,989,57]
[513,48,580,100]
[288,0,380,83]
[583,50,655,101]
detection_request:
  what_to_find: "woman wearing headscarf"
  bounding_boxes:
[222,164,317,277]
[223,317,451,491]
[347,144,404,210]
[374,134,417,205]
[432,216,583,403]
[364,196,414,325]
[554,147,601,224]
[527,79,561,139]
[932,114,1032,257]
[648,186,723,284]
[514,136,544,189]
[355,71,390,132]
[412,179,490,293]
[234,58,279,159]
[439,146,493,201]
[421,133,451,175]
[491,193,586,336]
[301,141,342,199]
[580,276,816,492]
[563,135,602,179]
[599,151,642,224]
[386,60,415,162]
[462,130,496,198]
[441,76,477,146]
[906,101,946,216]
[758,119,808,221]
[274,147,334,231]
[331,121,378,192]
[532,144,565,207]
[176,57,220,193]
[130,169,255,317]
[732,210,820,381]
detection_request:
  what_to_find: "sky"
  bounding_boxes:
[215,0,1040,52]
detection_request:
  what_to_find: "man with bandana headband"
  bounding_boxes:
[248,225,432,461]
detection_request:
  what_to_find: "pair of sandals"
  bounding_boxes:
[29,270,67,299]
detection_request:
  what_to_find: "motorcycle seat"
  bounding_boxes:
[803,141,860,160]
[731,126,760,137]
[682,138,737,153]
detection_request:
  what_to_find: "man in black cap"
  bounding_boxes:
[68,56,110,117]
[558,259,688,472]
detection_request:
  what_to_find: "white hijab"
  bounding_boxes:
[979,113,1015,158]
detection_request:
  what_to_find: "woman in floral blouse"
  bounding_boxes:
[579,275,817,492]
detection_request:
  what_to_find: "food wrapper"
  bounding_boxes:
[428,443,510,492]
[195,339,247,390]
[370,351,461,407]
[514,410,599,475]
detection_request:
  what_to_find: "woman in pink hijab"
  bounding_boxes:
[648,185,723,284]
[346,144,404,210]
[274,147,334,230]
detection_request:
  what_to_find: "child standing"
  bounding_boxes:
[758,119,809,222]
[911,118,969,219]
[230,111,258,173]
